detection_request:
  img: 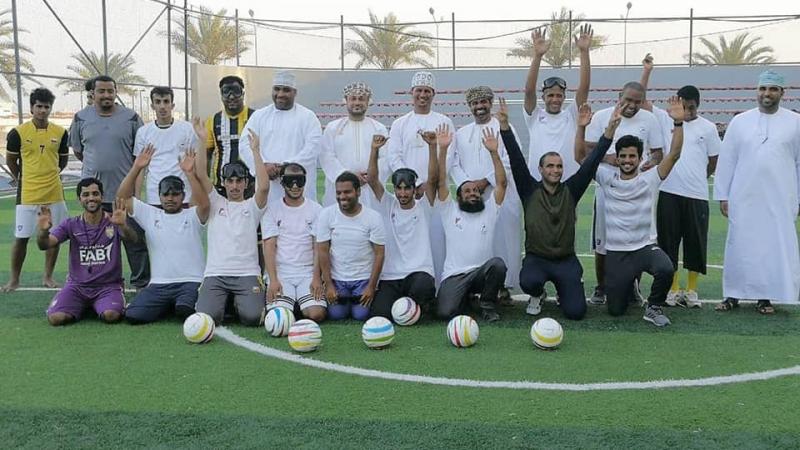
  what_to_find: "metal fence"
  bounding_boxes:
[2,0,800,127]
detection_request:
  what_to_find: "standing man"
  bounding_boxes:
[134,86,197,204]
[714,70,800,314]
[386,71,455,283]
[192,119,269,326]
[436,124,508,322]
[367,133,437,319]
[595,97,685,327]
[316,172,386,321]
[37,178,137,326]
[263,163,327,323]
[2,88,68,292]
[239,71,322,206]
[69,75,148,289]
[205,75,256,196]
[116,145,209,324]
[523,24,593,180]
[319,82,389,209]
[450,86,522,301]
[583,81,664,305]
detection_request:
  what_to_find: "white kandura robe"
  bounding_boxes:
[450,118,523,289]
[238,103,322,207]
[318,116,389,210]
[713,107,800,303]
[387,111,455,284]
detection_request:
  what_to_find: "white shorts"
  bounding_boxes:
[591,194,607,255]
[267,275,327,311]
[15,202,69,239]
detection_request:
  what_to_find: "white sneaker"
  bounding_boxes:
[526,292,545,316]
[665,290,683,307]
[683,290,702,308]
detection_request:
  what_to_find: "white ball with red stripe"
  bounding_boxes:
[183,312,215,344]
[530,317,563,350]
[264,306,296,337]
[446,315,479,348]
[391,296,421,326]
[362,316,395,349]
[288,319,322,353]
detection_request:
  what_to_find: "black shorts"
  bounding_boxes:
[655,191,709,274]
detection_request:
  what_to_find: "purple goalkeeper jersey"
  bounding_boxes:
[50,215,124,286]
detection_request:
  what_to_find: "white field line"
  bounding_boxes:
[215,327,800,391]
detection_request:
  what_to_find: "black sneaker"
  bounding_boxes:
[481,309,500,322]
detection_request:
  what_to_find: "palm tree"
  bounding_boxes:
[0,8,37,102]
[687,32,775,65]
[345,10,434,70]
[507,8,606,68]
[57,51,147,96]
[165,6,251,65]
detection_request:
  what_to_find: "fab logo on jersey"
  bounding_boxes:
[79,243,113,267]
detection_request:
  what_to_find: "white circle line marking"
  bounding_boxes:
[215,327,800,391]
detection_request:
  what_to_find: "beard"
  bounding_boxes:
[458,197,485,213]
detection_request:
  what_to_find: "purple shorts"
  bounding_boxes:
[46,282,125,321]
[333,279,369,298]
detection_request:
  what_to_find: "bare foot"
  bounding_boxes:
[42,278,60,289]
[1,281,20,293]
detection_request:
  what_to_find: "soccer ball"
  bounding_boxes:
[391,297,421,326]
[183,312,215,344]
[447,315,479,348]
[530,317,564,350]
[362,316,395,349]
[264,306,296,337]
[287,319,322,353]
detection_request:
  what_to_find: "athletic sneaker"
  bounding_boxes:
[643,304,671,327]
[498,287,513,306]
[665,290,684,307]
[526,292,545,316]
[481,309,500,322]
[632,279,646,307]
[681,290,702,308]
[588,286,606,305]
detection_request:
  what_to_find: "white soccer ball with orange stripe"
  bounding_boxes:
[446,315,479,348]
[391,296,421,326]
[530,317,563,350]
[183,312,215,344]
[288,319,322,353]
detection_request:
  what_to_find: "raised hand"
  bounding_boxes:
[435,123,452,148]
[191,116,208,143]
[247,129,260,154]
[37,205,52,231]
[642,53,654,71]
[609,101,625,128]
[133,143,155,170]
[496,97,510,129]
[179,148,196,174]
[481,127,499,153]
[110,198,128,226]
[574,24,594,52]
[667,95,685,122]
[419,130,437,146]
[578,103,593,127]
[371,134,389,150]
[532,28,550,57]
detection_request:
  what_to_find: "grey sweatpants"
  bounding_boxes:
[196,276,265,326]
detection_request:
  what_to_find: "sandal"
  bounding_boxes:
[715,298,739,311]
[756,300,775,315]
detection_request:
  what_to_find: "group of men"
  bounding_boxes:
[4,25,799,328]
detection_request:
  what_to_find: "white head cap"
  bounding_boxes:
[411,71,435,91]
[273,71,296,89]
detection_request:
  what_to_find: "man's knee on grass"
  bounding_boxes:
[100,310,123,323]
[47,312,74,326]
[303,306,326,322]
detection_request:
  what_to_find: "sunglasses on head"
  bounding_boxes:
[281,174,306,188]
[221,85,244,98]
[542,77,567,91]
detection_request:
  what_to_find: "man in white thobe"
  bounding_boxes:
[387,71,455,283]
[239,71,322,207]
[714,70,800,313]
[319,82,388,209]
[450,86,522,300]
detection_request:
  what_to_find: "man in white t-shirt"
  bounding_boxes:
[263,163,326,322]
[117,145,208,324]
[192,119,269,326]
[596,97,685,327]
[436,123,508,322]
[583,81,665,305]
[523,24,593,180]
[319,82,389,209]
[366,132,437,319]
[317,172,386,321]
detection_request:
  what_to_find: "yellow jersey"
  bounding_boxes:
[6,121,68,204]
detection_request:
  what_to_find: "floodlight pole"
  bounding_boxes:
[102,0,109,74]
[249,9,258,66]
[623,2,632,66]
[183,0,189,119]
[167,0,172,87]
[429,8,440,69]
[11,0,23,124]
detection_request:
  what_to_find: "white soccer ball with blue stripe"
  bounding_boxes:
[361,316,395,349]
[288,319,322,353]
[183,312,215,344]
[447,315,479,348]
[530,317,563,350]
[264,306,296,337]
[391,296,421,326]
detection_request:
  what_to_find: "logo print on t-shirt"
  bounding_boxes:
[277,220,282,227]
[218,208,227,217]
[105,226,114,238]
[79,242,113,266]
